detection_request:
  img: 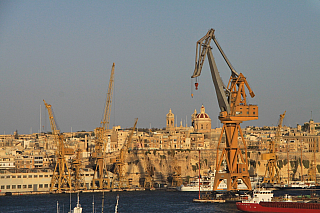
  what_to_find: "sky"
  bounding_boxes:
[1,1,320,134]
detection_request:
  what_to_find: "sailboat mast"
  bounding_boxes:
[198,150,201,199]
[301,141,303,182]
[287,142,290,185]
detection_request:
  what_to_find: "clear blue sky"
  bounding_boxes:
[1,1,320,134]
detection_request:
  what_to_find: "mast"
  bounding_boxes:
[287,142,290,185]
[314,137,317,184]
[198,150,201,199]
[301,140,303,182]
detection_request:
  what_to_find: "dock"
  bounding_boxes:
[193,198,225,203]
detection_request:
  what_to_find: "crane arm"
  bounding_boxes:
[43,99,59,135]
[278,111,286,129]
[191,29,230,114]
[191,28,257,121]
[119,118,138,164]
[101,63,115,130]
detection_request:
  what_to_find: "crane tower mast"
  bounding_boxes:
[191,28,258,191]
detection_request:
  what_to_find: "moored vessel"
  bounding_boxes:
[236,189,320,213]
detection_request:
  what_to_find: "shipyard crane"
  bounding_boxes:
[70,148,87,191]
[92,63,115,189]
[113,118,138,189]
[43,100,72,192]
[262,111,286,184]
[144,156,155,189]
[191,28,258,191]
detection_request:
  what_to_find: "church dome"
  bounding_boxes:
[196,105,210,119]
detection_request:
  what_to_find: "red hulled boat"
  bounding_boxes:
[236,189,320,213]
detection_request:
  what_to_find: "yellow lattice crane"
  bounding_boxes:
[262,111,286,184]
[43,100,72,192]
[92,63,115,189]
[144,157,155,189]
[113,118,138,189]
[191,28,258,191]
[70,148,87,191]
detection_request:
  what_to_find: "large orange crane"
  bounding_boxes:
[92,63,115,189]
[262,111,286,184]
[43,100,72,192]
[191,28,258,191]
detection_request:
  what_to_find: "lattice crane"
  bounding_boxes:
[70,148,87,191]
[43,100,72,192]
[262,111,286,184]
[113,118,138,189]
[92,63,115,189]
[191,28,258,191]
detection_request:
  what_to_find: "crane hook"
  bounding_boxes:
[195,82,199,90]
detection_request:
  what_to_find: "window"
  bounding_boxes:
[45,175,48,178]
[39,184,43,188]
[28,175,32,178]
[12,185,16,189]
[12,176,16,178]
[18,175,21,178]
[18,185,21,189]
[23,185,27,189]
[1,185,4,189]
[23,175,27,178]
[44,184,48,188]
[28,185,32,189]
[6,185,10,189]
[39,175,43,178]
[34,175,38,178]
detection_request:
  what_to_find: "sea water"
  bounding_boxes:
[0,190,317,212]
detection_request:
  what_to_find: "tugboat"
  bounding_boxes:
[236,189,320,213]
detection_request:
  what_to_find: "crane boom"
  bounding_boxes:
[43,99,59,135]
[192,28,257,122]
[101,63,115,130]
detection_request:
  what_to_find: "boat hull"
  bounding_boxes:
[236,202,320,213]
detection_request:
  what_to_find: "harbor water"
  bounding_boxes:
[0,190,319,212]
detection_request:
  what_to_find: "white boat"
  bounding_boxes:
[177,171,226,191]
[68,193,82,213]
[277,181,316,190]
[177,171,258,191]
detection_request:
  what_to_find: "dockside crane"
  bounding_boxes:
[191,28,258,191]
[70,148,87,191]
[113,118,138,189]
[43,100,72,192]
[262,111,286,184]
[92,63,115,189]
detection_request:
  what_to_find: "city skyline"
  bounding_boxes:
[1,1,320,134]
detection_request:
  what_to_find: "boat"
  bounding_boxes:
[276,181,316,190]
[177,171,227,191]
[68,192,82,213]
[177,171,257,191]
[236,188,320,212]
